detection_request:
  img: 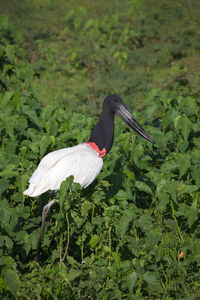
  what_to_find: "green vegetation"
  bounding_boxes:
[0,0,200,298]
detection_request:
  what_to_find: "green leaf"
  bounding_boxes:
[81,200,91,216]
[174,115,191,141]
[116,189,132,201]
[4,236,14,249]
[125,271,138,293]
[143,271,163,292]
[115,205,136,238]
[0,164,17,178]
[39,135,51,156]
[4,120,15,140]
[89,234,99,249]
[23,105,41,127]
[137,214,154,232]
[181,117,192,141]
[192,165,200,187]
[166,180,178,202]
[178,204,198,227]
[4,269,20,296]
[175,153,191,177]
[59,269,81,283]
[177,139,189,153]
[0,179,9,195]
[161,159,178,174]
[135,181,153,195]
[156,193,170,212]
[124,169,135,181]
[1,199,11,227]
[0,91,13,110]
[177,183,198,196]
[59,176,74,202]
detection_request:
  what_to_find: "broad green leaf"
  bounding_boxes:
[0,179,9,195]
[23,105,41,127]
[89,234,99,249]
[1,199,11,226]
[16,174,29,196]
[161,159,178,174]
[178,203,198,227]
[137,214,154,232]
[115,205,136,238]
[174,115,182,131]
[39,135,51,156]
[143,271,163,292]
[59,269,81,283]
[67,256,79,266]
[166,180,178,202]
[0,277,5,290]
[81,200,91,216]
[116,189,132,201]
[175,153,191,177]
[125,271,138,293]
[3,269,20,296]
[192,165,200,187]
[135,181,153,195]
[0,91,13,110]
[181,117,192,141]
[59,176,74,204]
[177,183,198,196]
[3,236,13,249]
[156,193,170,212]
[174,115,191,141]
[124,169,135,181]
[177,139,189,153]
[0,164,17,178]
[156,179,166,194]
[4,120,15,140]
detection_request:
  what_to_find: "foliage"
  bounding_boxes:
[2,0,200,112]
[0,1,200,299]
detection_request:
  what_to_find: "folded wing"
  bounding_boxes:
[24,143,103,197]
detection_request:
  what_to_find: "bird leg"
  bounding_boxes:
[34,199,56,261]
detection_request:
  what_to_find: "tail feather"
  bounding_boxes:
[23,183,45,197]
[23,185,35,197]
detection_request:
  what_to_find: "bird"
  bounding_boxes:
[23,94,154,257]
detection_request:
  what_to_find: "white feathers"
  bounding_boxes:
[23,143,103,197]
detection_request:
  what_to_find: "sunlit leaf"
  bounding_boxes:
[135,181,153,195]
[39,135,51,156]
[89,234,99,249]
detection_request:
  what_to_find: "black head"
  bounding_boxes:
[103,94,125,113]
[103,94,154,143]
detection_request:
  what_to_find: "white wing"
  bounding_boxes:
[24,143,103,197]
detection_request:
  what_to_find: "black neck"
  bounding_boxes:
[88,109,115,154]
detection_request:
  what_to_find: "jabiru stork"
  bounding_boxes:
[24,94,154,256]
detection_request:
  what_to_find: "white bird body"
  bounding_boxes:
[24,143,103,197]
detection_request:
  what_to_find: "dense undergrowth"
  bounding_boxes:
[0,1,200,299]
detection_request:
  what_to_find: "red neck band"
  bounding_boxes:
[86,142,107,158]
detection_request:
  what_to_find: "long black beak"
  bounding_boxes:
[117,104,154,143]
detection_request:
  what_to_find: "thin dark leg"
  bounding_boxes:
[34,199,56,261]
